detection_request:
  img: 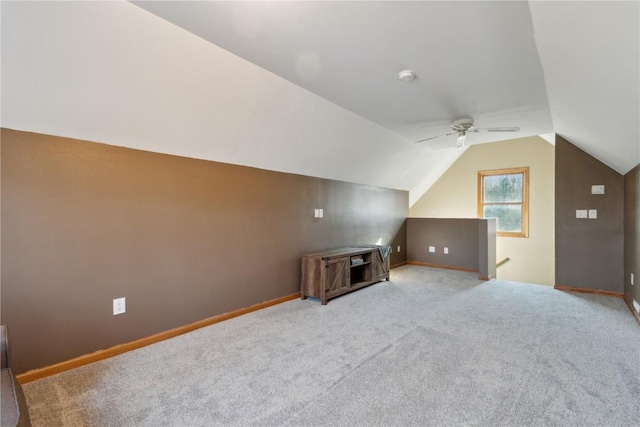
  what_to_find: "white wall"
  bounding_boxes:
[410,137,555,285]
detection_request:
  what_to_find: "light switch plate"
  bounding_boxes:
[576,210,587,219]
[428,246,435,253]
[588,209,597,219]
[113,297,126,315]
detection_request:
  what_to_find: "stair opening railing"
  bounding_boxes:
[497,257,510,268]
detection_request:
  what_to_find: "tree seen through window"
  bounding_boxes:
[478,168,529,237]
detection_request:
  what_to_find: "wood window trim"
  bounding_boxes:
[477,167,529,238]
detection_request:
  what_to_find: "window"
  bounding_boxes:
[477,167,529,237]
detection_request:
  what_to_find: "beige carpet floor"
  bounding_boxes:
[23,265,640,426]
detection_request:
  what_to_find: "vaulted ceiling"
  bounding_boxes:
[2,1,638,205]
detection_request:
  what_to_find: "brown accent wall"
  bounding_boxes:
[1,129,408,374]
[624,164,640,306]
[406,218,496,277]
[392,219,408,266]
[555,135,624,292]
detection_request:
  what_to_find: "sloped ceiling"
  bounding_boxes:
[529,1,639,174]
[131,1,552,143]
[2,1,638,206]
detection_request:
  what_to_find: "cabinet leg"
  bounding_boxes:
[322,298,327,305]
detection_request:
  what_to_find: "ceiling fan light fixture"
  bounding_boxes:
[397,70,416,82]
[456,132,466,148]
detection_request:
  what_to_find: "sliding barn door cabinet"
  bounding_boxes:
[301,247,390,305]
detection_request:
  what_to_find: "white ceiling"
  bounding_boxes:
[131,0,640,172]
[529,1,640,175]
[2,1,639,206]
[132,1,553,143]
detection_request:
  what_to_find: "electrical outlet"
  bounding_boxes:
[428,246,435,253]
[444,247,449,254]
[113,297,126,315]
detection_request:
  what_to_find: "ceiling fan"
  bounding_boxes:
[416,118,520,148]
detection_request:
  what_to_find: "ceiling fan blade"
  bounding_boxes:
[415,131,458,143]
[484,127,520,132]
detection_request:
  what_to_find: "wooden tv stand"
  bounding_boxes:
[301,247,390,305]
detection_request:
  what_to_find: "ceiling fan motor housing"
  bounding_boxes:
[451,118,475,132]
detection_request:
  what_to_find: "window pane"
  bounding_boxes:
[483,174,523,203]
[484,204,522,232]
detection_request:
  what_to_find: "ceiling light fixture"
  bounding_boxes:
[456,132,466,148]
[397,70,416,82]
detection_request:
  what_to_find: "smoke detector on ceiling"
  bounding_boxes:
[397,70,416,82]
